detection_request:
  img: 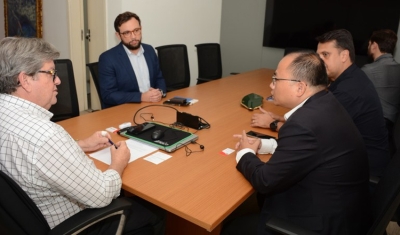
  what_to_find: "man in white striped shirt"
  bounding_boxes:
[0,37,164,234]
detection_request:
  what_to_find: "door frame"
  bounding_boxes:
[67,0,107,111]
[67,0,87,111]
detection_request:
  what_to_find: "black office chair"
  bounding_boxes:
[0,170,132,235]
[86,62,105,109]
[195,43,223,84]
[155,44,190,91]
[49,59,79,122]
[265,148,400,235]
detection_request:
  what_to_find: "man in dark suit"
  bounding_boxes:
[316,29,389,178]
[224,51,370,234]
[252,29,389,180]
[99,11,167,108]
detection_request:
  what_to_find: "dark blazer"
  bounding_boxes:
[98,42,167,108]
[237,91,370,235]
[329,63,389,177]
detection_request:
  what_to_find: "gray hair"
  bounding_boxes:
[0,37,60,94]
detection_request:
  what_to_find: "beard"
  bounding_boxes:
[367,47,375,61]
[123,39,141,51]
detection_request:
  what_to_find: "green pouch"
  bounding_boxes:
[241,93,263,110]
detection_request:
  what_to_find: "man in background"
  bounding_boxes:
[99,11,167,108]
[0,37,165,234]
[362,29,400,156]
[315,29,390,178]
[223,51,370,234]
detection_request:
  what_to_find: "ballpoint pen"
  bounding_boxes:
[101,131,118,149]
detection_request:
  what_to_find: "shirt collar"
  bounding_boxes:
[375,53,393,62]
[283,97,310,120]
[122,44,144,56]
[0,93,53,119]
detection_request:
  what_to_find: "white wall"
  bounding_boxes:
[220,0,281,76]
[42,0,70,59]
[119,0,222,86]
[106,0,123,48]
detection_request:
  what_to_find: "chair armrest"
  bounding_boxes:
[266,216,319,235]
[49,198,132,235]
[197,77,215,82]
[369,175,380,185]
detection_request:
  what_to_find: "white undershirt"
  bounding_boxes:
[123,45,150,92]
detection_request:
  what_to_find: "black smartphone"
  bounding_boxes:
[163,100,190,106]
[119,123,155,136]
[246,130,276,140]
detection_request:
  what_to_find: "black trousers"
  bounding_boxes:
[83,196,166,235]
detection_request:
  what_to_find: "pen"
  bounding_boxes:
[101,131,118,149]
[107,138,118,149]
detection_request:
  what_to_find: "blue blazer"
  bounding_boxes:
[98,42,167,108]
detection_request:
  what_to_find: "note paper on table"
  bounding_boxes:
[89,139,158,165]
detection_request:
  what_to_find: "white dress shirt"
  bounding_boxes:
[0,94,121,228]
[124,44,151,92]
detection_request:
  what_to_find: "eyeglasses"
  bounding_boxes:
[37,69,58,82]
[120,28,142,38]
[272,76,301,85]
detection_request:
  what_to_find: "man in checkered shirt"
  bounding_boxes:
[0,37,165,234]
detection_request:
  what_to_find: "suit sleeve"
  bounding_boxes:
[236,120,320,195]
[98,52,142,106]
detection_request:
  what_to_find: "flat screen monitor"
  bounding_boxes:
[262,0,400,56]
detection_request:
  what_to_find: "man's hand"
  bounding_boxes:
[109,141,130,176]
[141,87,162,102]
[251,107,284,129]
[77,131,111,152]
[233,130,261,152]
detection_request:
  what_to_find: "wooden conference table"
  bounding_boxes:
[58,68,289,234]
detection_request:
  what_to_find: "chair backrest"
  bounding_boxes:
[86,62,105,109]
[368,149,400,235]
[155,44,190,91]
[0,170,50,234]
[195,43,222,83]
[49,59,79,122]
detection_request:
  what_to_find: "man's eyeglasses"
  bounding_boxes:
[120,28,142,38]
[272,76,301,85]
[38,69,58,82]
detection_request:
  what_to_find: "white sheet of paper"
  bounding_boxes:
[89,139,158,165]
[144,152,172,164]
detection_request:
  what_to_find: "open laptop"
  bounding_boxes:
[119,122,198,153]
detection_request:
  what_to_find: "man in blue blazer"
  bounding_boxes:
[224,51,370,234]
[99,12,167,109]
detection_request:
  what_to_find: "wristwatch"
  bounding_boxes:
[158,88,167,98]
[270,120,279,131]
